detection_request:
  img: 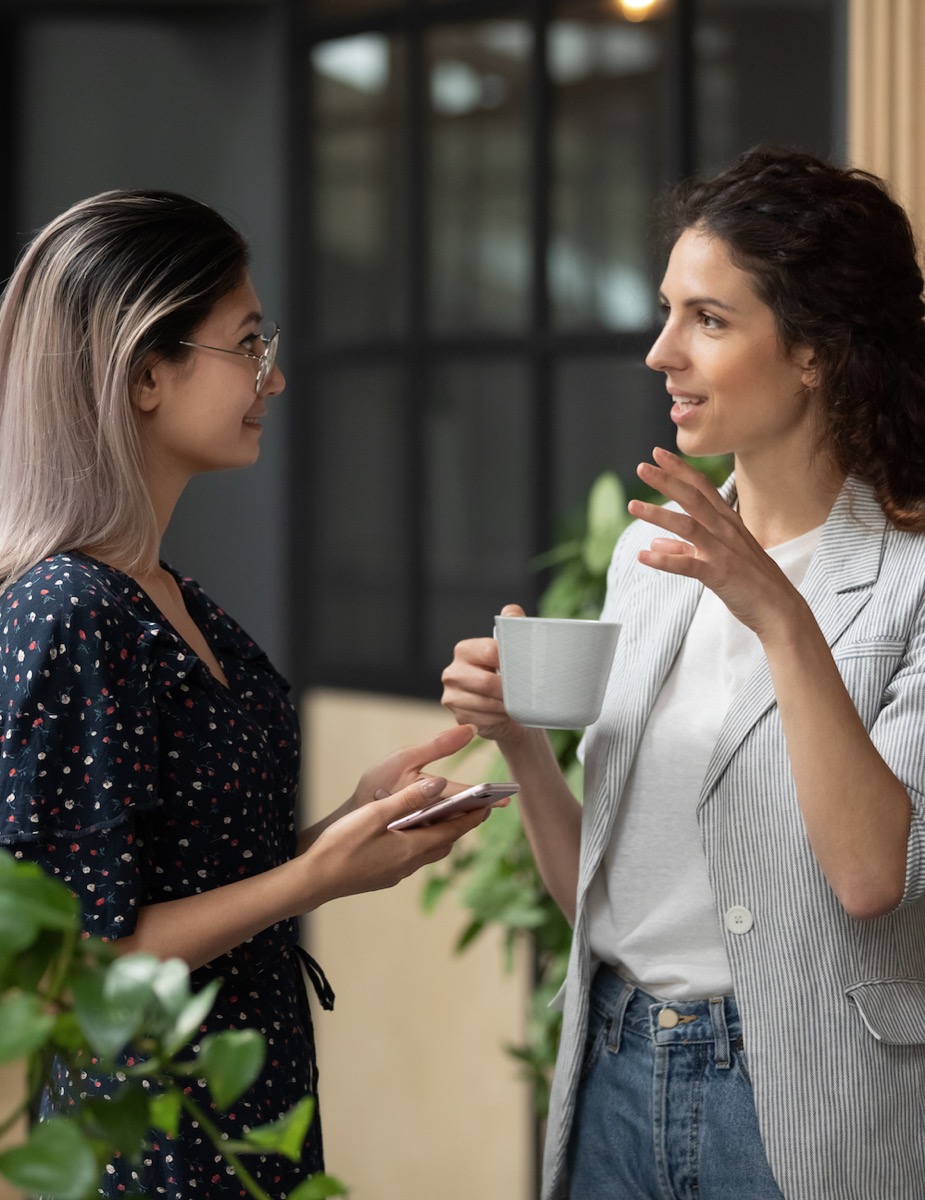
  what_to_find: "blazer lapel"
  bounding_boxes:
[698,476,887,808]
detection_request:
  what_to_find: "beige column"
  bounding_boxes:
[301,689,533,1200]
[0,1064,24,1199]
[848,0,925,234]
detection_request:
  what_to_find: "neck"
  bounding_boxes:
[84,464,185,582]
[144,454,191,545]
[733,447,845,548]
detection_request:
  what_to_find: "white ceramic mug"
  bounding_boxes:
[494,615,620,729]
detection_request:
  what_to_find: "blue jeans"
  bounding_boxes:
[567,966,785,1200]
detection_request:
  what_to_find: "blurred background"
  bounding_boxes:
[0,0,921,1196]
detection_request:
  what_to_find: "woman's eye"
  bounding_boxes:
[657,302,670,323]
[240,333,259,351]
[699,311,724,330]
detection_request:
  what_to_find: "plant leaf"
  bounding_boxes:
[51,1010,86,1053]
[242,1096,315,1162]
[0,905,40,971]
[72,966,147,1062]
[289,1173,349,1199]
[78,1083,152,1161]
[198,1029,265,1110]
[148,957,194,1019]
[102,952,199,1045]
[582,471,627,575]
[161,979,221,1057]
[0,1118,97,1199]
[0,992,55,1065]
[149,1088,182,1138]
[4,929,70,993]
[0,862,79,932]
[419,874,452,913]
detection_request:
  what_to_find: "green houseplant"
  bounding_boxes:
[0,847,345,1200]
[424,456,732,1115]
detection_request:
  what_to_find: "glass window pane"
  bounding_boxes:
[694,0,834,173]
[313,364,409,673]
[428,22,531,331]
[549,7,670,331]
[554,355,671,522]
[424,358,533,665]
[312,35,406,337]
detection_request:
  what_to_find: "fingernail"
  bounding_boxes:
[374,789,390,800]
[421,776,445,798]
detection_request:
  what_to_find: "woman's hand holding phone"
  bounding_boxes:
[306,774,491,907]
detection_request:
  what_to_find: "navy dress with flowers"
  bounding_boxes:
[0,552,332,1198]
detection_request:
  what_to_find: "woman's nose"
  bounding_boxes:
[645,322,683,373]
[262,362,286,397]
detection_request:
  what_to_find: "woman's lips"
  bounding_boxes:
[669,392,706,423]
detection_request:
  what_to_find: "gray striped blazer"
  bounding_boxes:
[543,475,925,1200]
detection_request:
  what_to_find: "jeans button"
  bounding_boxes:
[658,1007,680,1029]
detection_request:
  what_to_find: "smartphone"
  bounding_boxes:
[386,781,519,831]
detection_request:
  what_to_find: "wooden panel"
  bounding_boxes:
[0,1063,24,1200]
[301,689,533,1200]
[848,0,925,237]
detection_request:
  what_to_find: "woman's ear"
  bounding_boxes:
[794,344,819,390]
[134,353,163,413]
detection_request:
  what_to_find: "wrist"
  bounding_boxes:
[278,848,330,919]
[497,721,542,754]
[496,724,557,773]
[756,590,816,652]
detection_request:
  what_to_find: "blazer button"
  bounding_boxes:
[724,905,754,934]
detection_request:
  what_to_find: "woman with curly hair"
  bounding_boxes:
[443,146,925,1199]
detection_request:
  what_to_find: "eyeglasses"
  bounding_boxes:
[179,320,281,394]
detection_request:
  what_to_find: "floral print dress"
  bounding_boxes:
[0,552,332,1198]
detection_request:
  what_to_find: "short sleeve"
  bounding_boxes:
[0,558,163,939]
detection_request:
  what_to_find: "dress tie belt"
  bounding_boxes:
[294,943,336,1011]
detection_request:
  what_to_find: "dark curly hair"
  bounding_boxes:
[660,146,925,529]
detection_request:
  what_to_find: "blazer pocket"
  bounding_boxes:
[845,978,925,1044]
[833,637,905,662]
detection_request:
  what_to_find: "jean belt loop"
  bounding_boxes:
[605,977,635,1054]
[709,996,731,1069]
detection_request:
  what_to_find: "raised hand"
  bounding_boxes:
[628,448,801,639]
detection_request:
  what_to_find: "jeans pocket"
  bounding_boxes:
[578,995,612,1083]
[736,1043,752,1086]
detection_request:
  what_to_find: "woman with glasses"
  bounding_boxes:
[0,190,486,1199]
[443,147,925,1200]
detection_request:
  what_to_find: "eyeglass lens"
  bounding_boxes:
[256,323,280,393]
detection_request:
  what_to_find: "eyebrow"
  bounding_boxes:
[658,291,739,314]
[237,311,264,329]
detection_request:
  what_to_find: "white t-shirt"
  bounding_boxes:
[586,524,823,1000]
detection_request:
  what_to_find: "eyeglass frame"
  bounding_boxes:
[178,320,281,394]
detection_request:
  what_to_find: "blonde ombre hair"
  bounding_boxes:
[0,190,249,589]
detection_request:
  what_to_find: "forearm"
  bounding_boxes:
[763,594,911,919]
[114,763,487,968]
[112,857,313,971]
[497,726,583,924]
